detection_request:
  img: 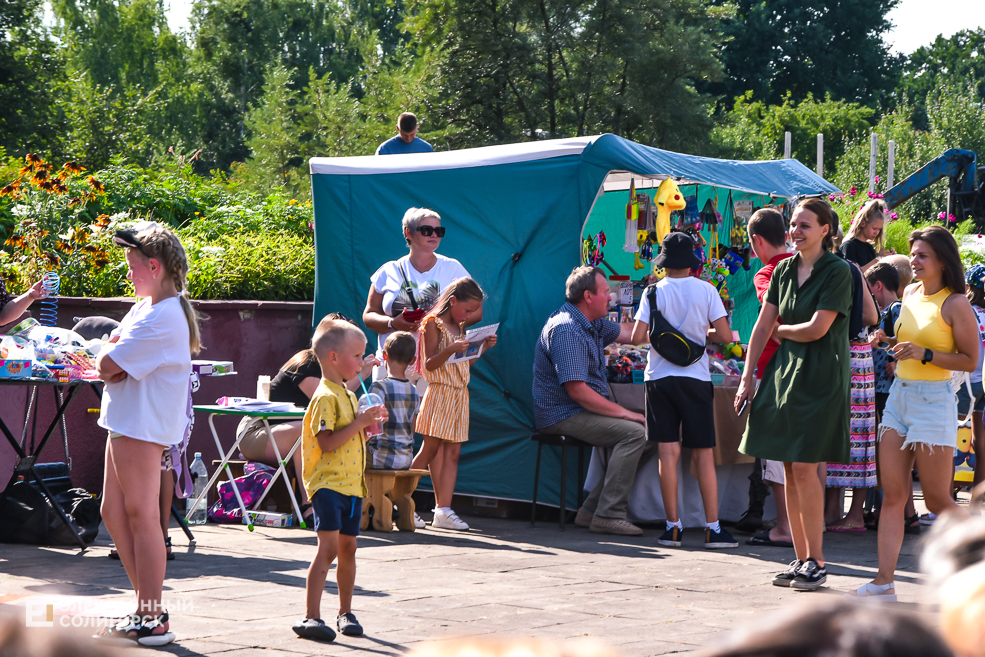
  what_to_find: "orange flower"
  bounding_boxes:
[93,258,109,268]
[25,153,44,166]
[87,177,105,193]
[68,197,81,208]
[52,181,68,194]
[0,181,20,197]
[37,180,56,192]
[44,252,61,267]
[4,235,26,248]
[18,166,32,176]
[31,169,49,184]
[55,240,72,253]
[62,161,85,174]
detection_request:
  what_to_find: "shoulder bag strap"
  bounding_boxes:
[398,259,420,311]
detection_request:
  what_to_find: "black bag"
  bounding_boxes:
[0,481,101,546]
[646,286,705,367]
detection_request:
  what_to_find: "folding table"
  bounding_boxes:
[0,378,99,550]
[188,405,307,531]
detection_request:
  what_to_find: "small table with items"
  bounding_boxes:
[0,377,101,550]
[189,405,307,531]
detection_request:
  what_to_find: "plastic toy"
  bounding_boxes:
[583,231,606,266]
[624,178,639,253]
[654,178,687,243]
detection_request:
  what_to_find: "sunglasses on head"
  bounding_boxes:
[112,229,151,258]
[416,226,446,238]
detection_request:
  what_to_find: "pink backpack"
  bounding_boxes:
[207,462,274,523]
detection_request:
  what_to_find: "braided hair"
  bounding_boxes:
[134,224,202,355]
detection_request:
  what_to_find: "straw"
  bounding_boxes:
[358,374,369,396]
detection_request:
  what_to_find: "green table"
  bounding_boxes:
[190,404,307,531]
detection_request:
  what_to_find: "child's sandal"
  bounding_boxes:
[129,612,175,647]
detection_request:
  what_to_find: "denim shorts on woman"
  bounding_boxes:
[879,378,958,450]
[956,379,985,416]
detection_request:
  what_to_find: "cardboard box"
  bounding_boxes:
[246,511,293,528]
[0,359,32,379]
[192,360,235,376]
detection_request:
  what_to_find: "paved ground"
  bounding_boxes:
[0,501,947,657]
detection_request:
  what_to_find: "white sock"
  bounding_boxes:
[706,520,721,533]
[437,507,452,514]
[666,520,683,531]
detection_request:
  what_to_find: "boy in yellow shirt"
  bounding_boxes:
[292,320,387,642]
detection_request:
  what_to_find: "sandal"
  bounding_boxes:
[847,582,897,602]
[165,536,175,561]
[129,612,175,647]
[93,614,140,644]
[904,514,921,535]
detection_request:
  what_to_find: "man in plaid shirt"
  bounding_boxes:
[367,332,420,470]
[533,266,646,536]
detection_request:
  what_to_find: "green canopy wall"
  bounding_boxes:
[309,134,838,506]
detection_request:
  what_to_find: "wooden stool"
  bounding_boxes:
[361,469,429,532]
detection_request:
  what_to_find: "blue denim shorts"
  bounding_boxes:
[880,378,957,450]
[310,488,362,536]
[956,379,985,416]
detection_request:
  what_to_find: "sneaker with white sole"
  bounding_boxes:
[414,512,426,529]
[590,516,643,536]
[790,558,827,590]
[772,559,804,587]
[432,508,469,530]
[574,507,594,528]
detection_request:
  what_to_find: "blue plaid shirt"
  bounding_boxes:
[533,302,621,428]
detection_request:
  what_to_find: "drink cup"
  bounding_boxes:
[358,392,384,437]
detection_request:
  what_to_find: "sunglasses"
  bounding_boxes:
[416,226,446,238]
[112,229,151,258]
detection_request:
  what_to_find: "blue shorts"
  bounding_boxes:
[957,379,985,416]
[310,488,362,536]
[880,378,957,450]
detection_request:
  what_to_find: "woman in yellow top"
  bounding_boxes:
[858,226,977,600]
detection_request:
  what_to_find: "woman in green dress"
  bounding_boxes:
[735,198,853,591]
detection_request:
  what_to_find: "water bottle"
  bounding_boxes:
[188,452,209,525]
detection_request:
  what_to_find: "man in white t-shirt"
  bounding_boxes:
[631,232,738,550]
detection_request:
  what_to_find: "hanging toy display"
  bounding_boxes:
[38,271,60,327]
[682,193,701,229]
[731,197,753,270]
[583,231,606,267]
[635,192,655,270]
[623,178,639,253]
[653,178,687,244]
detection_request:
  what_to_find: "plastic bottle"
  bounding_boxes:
[188,453,209,525]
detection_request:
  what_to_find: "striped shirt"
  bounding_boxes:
[533,302,620,428]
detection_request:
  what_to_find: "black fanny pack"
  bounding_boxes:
[646,286,705,367]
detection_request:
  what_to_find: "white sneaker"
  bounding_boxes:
[414,512,426,529]
[432,508,469,530]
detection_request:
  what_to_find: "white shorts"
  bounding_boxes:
[879,378,958,450]
[762,459,785,485]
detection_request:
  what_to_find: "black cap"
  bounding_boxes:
[653,232,701,270]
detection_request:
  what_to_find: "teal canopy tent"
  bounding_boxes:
[309,134,838,507]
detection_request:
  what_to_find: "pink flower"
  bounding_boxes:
[890,212,898,221]
[850,186,857,196]
[875,175,880,183]
[939,212,947,220]
[828,195,835,202]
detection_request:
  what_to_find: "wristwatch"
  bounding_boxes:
[921,348,933,365]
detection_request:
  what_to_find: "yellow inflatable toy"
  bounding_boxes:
[654,178,687,243]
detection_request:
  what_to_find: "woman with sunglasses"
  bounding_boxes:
[363,207,480,382]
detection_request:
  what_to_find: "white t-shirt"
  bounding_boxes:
[98,297,192,446]
[972,305,985,384]
[634,276,727,382]
[369,253,470,365]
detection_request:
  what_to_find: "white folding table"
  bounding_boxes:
[187,404,307,531]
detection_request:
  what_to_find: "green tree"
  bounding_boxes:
[711,92,875,165]
[900,29,985,129]
[407,0,724,151]
[705,0,903,109]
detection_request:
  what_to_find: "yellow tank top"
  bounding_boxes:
[895,286,955,381]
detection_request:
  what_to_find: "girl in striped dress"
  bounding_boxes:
[411,278,497,530]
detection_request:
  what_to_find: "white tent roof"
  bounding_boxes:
[309,136,597,175]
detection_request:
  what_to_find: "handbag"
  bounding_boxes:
[646,286,705,367]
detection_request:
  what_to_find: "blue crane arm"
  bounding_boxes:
[884,149,977,209]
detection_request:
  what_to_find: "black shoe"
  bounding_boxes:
[292,618,336,642]
[337,612,363,636]
[165,537,175,561]
[772,560,804,587]
[790,558,827,590]
[657,525,683,547]
[705,527,738,549]
[733,509,764,534]
[904,514,921,535]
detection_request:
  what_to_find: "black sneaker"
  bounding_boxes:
[657,525,683,547]
[337,612,363,637]
[292,618,336,642]
[705,527,738,549]
[790,558,827,590]
[772,560,804,587]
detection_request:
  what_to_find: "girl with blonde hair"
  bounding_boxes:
[95,222,200,646]
[842,199,893,272]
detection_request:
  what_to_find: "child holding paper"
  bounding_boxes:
[411,278,496,530]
